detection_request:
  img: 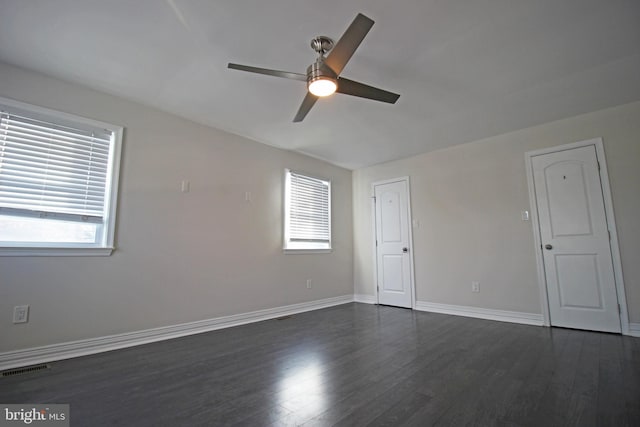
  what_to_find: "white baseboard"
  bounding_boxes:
[415,301,545,326]
[0,295,353,371]
[354,294,376,304]
[629,323,640,338]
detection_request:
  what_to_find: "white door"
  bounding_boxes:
[532,145,620,333]
[374,179,413,308]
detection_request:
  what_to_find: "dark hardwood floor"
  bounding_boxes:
[1,303,639,426]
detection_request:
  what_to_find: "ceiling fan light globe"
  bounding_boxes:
[308,77,337,97]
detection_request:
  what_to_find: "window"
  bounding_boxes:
[284,169,331,252]
[0,97,122,256]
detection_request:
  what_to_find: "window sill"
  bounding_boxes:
[283,248,333,255]
[0,247,114,257]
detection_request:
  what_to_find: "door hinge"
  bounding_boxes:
[608,230,611,241]
[618,303,621,314]
[597,161,601,171]
[376,240,378,246]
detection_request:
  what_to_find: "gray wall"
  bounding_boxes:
[0,62,353,352]
[354,101,640,323]
[2,60,639,355]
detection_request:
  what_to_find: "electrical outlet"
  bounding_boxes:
[13,305,29,324]
[471,281,480,293]
[306,279,312,289]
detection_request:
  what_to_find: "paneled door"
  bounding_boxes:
[532,145,620,332]
[374,178,413,308]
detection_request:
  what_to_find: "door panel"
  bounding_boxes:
[382,255,405,292]
[375,179,413,308]
[545,162,593,237]
[532,145,620,332]
[380,192,402,242]
[555,254,602,309]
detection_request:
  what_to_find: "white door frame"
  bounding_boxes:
[525,138,630,335]
[371,176,416,308]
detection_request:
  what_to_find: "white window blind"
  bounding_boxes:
[0,97,122,255]
[0,110,112,224]
[284,170,331,251]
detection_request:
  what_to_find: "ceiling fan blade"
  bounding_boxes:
[337,77,400,104]
[293,92,319,122]
[228,63,307,81]
[324,13,374,76]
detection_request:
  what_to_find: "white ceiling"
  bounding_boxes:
[1,0,639,169]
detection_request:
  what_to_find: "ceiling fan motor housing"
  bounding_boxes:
[308,36,337,91]
[307,59,338,96]
[307,59,337,82]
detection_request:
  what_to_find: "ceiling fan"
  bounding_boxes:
[228,13,400,122]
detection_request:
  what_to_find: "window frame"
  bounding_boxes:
[283,169,332,254]
[0,96,123,256]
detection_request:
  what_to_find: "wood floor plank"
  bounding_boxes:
[1,303,638,426]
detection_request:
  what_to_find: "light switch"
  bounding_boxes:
[181,180,190,193]
[521,210,529,221]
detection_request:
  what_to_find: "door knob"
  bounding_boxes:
[545,244,553,250]
[403,247,408,253]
